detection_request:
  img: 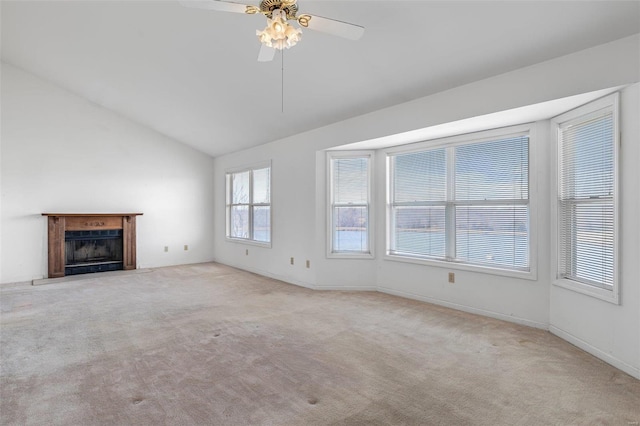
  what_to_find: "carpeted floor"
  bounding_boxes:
[1,263,638,425]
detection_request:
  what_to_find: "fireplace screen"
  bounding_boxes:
[65,230,123,275]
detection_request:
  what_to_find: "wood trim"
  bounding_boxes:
[43,213,142,278]
[64,216,123,231]
[47,216,66,278]
[42,213,143,217]
[122,215,137,270]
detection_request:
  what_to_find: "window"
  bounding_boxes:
[328,153,373,256]
[552,94,619,303]
[226,163,271,245]
[388,127,530,273]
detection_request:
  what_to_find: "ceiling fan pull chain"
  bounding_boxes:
[281,48,285,113]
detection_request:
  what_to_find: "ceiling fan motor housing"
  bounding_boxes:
[259,0,299,20]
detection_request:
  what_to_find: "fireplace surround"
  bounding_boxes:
[42,213,143,278]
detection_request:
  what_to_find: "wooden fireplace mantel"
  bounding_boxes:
[42,213,143,278]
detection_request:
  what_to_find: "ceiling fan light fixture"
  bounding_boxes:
[284,24,301,44]
[181,0,364,60]
[256,9,302,50]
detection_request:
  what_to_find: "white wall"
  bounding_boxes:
[213,35,640,378]
[0,63,216,283]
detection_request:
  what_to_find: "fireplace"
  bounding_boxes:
[42,213,142,278]
[65,230,124,275]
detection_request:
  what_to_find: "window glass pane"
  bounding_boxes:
[456,205,529,269]
[392,206,445,257]
[393,149,446,202]
[560,113,613,199]
[559,201,613,288]
[331,155,370,254]
[253,168,271,204]
[333,157,368,204]
[230,205,249,238]
[333,206,368,251]
[253,206,271,243]
[455,136,529,201]
[232,171,250,204]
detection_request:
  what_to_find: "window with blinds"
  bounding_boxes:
[555,99,617,293]
[454,136,529,269]
[226,164,271,244]
[329,154,372,255]
[391,149,447,258]
[388,130,530,272]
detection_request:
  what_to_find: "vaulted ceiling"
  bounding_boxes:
[2,1,639,157]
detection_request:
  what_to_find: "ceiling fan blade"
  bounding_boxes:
[179,0,258,14]
[257,44,276,62]
[299,14,364,41]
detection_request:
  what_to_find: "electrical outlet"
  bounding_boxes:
[164,246,169,252]
[245,249,249,256]
[290,257,294,265]
[184,245,189,251]
[306,260,310,269]
[448,272,455,283]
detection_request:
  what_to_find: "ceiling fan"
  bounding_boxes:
[180,0,365,62]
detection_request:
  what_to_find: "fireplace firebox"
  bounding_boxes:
[65,230,124,275]
[42,213,143,278]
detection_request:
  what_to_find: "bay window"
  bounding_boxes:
[388,127,530,273]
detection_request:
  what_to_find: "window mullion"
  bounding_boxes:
[445,147,456,260]
[388,156,396,254]
[248,170,254,240]
[334,203,368,208]
[226,174,232,238]
[452,199,529,206]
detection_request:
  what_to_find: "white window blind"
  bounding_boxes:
[454,136,529,269]
[252,167,271,243]
[226,165,271,244]
[391,149,447,258]
[330,155,370,253]
[558,110,615,289]
[389,132,530,272]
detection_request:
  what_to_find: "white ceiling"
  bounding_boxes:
[2,1,639,157]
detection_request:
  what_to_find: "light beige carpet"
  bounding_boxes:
[1,263,638,425]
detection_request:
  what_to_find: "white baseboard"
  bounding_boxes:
[213,259,378,292]
[213,259,317,290]
[549,325,640,380]
[315,285,377,291]
[378,286,549,330]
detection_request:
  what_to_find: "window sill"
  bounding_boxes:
[327,252,374,260]
[225,237,272,249]
[383,253,536,281]
[553,278,619,305]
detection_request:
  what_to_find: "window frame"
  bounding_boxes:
[327,151,375,259]
[384,124,537,280]
[550,93,620,304]
[225,161,272,247]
